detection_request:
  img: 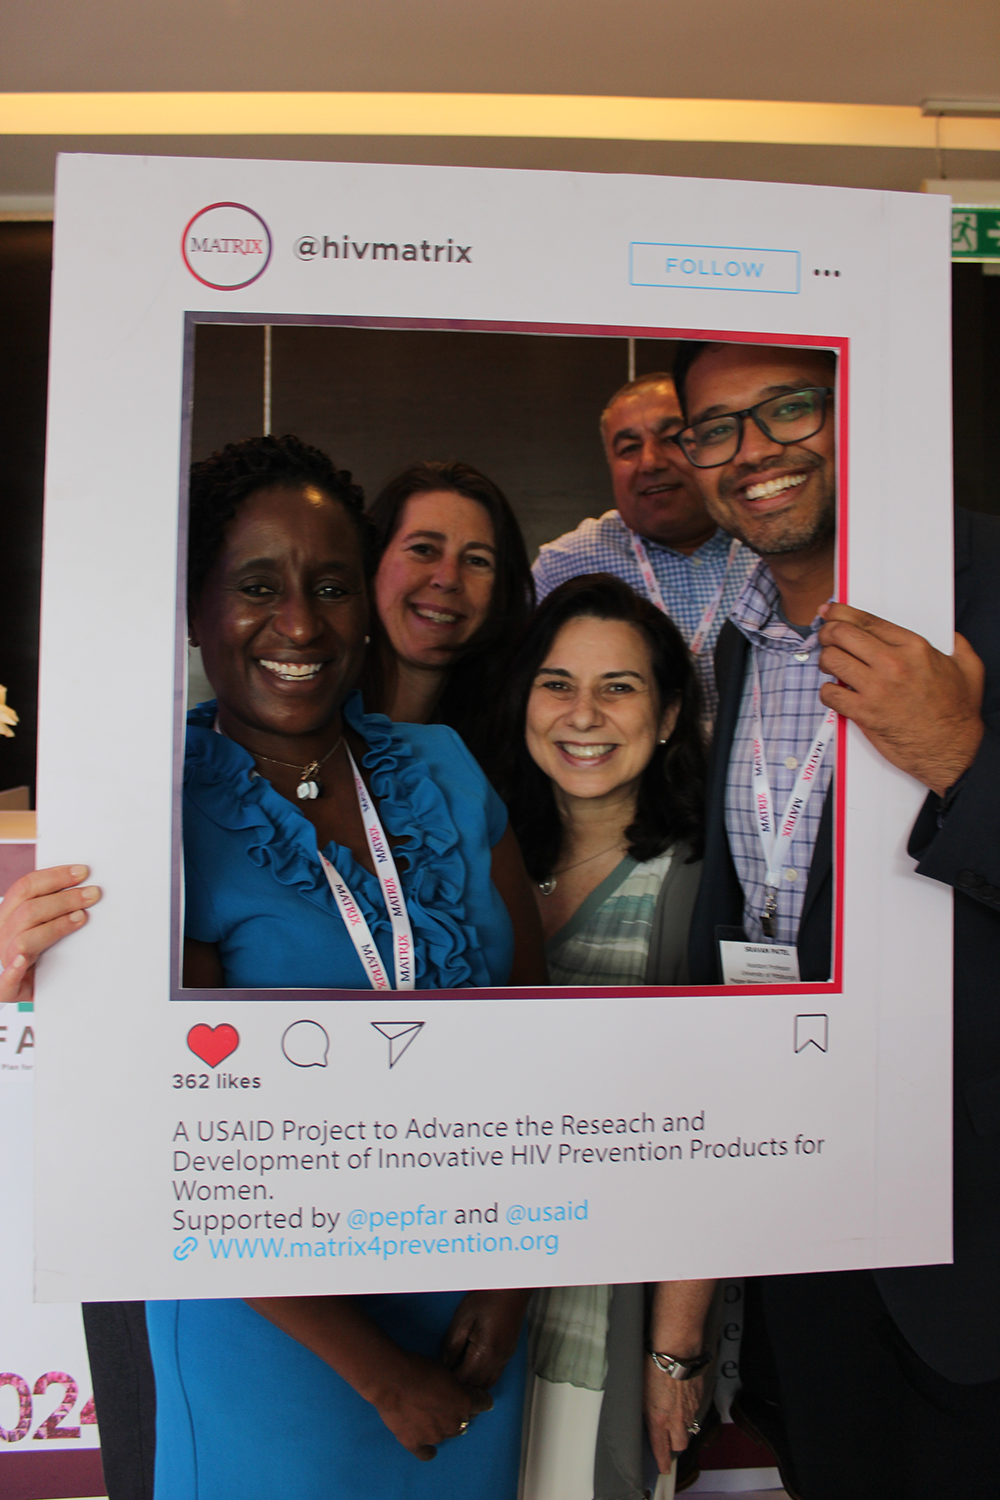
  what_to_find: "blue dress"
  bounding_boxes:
[147,694,525,1500]
[179,692,513,991]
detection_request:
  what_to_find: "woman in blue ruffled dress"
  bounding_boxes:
[0,433,546,1498]
[159,434,548,1499]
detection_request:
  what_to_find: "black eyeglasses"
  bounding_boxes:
[674,387,834,469]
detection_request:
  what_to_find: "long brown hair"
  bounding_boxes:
[363,461,535,761]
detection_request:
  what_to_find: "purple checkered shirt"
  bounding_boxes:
[725,561,835,947]
[532,510,754,723]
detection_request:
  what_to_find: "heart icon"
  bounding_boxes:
[187,1024,240,1068]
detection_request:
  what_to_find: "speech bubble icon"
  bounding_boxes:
[282,1019,330,1068]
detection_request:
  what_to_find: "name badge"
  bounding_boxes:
[719,940,801,985]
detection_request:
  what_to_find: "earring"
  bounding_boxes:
[364,635,371,644]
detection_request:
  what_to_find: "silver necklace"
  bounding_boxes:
[538,842,623,896]
[253,736,344,801]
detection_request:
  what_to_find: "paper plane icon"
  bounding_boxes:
[371,1021,425,1068]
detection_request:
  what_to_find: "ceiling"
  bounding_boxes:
[3,0,999,198]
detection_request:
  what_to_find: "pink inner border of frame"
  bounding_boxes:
[172,312,848,1002]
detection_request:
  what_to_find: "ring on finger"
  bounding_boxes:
[686,1419,701,1436]
[456,1418,471,1436]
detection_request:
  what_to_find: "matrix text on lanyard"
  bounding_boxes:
[319,747,415,990]
[750,651,837,940]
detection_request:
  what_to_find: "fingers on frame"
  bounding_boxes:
[0,960,32,1001]
[8,909,91,966]
[827,633,926,685]
[828,607,917,648]
[826,602,871,623]
[819,683,863,718]
[818,645,872,687]
[819,620,889,666]
[12,885,100,934]
[9,865,90,905]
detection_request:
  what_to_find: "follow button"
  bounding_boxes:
[630,242,800,294]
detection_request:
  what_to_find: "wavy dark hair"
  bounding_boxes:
[492,574,705,881]
[187,433,377,612]
[364,461,535,758]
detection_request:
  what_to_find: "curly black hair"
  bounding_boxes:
[187,433,378,612]
[490,574,705,881]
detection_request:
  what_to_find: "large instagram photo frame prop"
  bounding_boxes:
[34,154,954,1300]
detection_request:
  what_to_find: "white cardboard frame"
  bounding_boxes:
[34,153,954,1301]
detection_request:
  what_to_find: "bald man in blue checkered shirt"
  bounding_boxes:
[532,372,753,723]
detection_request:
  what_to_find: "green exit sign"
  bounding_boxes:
[951,205,1000,260]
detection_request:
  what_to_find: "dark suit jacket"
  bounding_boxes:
[689,508,1000,1382]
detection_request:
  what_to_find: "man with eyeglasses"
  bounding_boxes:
[679,338,1000,1498]
[532,371,753,722]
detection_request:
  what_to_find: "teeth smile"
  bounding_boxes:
[259,660,324,680]
[744,473,809,502]
[559,743,616,760]
[413,606,460,624]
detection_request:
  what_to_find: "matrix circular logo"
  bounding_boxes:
[181,202,273,290]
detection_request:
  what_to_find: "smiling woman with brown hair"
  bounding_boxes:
[362,461,534,761]
[493,573,717,1496]
[494,572,705,987]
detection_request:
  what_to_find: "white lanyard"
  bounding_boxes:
[319,747,415,991]
[749,651,836,937]
[628,532,742,655]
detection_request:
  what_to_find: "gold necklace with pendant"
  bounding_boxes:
[538,842,623,896]
[253,735,344,800]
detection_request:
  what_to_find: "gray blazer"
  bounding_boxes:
[644,840,703,986]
